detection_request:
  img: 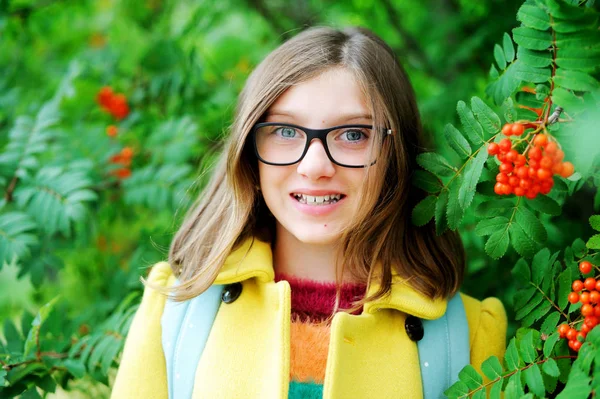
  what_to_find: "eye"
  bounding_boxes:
[275,126,298,138]
[340,128,368,142]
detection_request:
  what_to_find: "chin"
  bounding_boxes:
[290,226,342,245]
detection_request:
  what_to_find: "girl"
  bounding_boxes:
[111,26,507,399]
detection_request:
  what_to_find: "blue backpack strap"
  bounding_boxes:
[161,283,223,399]
[418,294,470,399]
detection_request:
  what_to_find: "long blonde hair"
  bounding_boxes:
[165,26,465,303]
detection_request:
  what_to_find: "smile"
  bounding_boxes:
[291,193,345,205]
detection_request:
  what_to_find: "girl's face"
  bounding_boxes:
[258,68,371,245]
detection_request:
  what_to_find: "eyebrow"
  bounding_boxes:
[265,109,372,122]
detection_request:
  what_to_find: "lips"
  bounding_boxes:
[291,193,345,205]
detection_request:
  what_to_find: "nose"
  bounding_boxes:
[296,139,336,179]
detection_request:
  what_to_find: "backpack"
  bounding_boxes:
[161,284,469,399]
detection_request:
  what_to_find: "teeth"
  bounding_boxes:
[293,193,342,205]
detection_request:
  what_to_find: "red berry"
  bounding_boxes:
[579,261,593,274]
[533,134,548,147]
[590,291,600,304]
[572,340,582,351]
[584,278,597,291]
[553,149,565,163]
[502,184,513,195]
[581,323,591,333]
[528,168,538,179]
[515,154,527,166]
[500,163,514,174]
[494,182,504,195]
[511,123,525,136]
[488,143,500,155]
[516,166,529,179]
[567,328,578,340]
[496,173,509,184]
[502,124,513,136]
[552,163,564,175]
[499,138,512,153]
[537,168,552,181]
[580,291,591,304]
[572,280,584,292]
[514,187,525,196]
[497,152,507,162]
[509,176,520,187]
[596,306,600,317]
[506,150,519,162]
[582,304,594,316]
[585,316,598,328]
[525,190,537,199]
[596,281,600,292]
[568,292,580,304]
[529,146,542,161]
[540,156,553,169]
[520,179,531,190]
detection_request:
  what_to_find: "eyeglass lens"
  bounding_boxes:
[254,125,378,166]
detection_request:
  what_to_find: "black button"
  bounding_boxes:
[405,316,424,341]
[221,283,243,304]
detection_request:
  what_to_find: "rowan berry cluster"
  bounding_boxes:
[106,125,118,137]
[487,123,574,199]
[109,147,133,179]
[558,261,599,352]
[97,86,130,120]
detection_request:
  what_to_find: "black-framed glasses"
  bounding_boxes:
[251,122,392,168]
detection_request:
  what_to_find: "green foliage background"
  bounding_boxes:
[0,0,599,397]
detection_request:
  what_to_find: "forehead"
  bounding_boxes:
[265,68,371,126]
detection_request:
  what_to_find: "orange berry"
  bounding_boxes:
[511,123,525,136]
[500,163,514,174]
[533,134,548,147]
[545,141,558,155]
[572,340,582,351]
[553,149,565,163]
[488,143,500,155]
[502,124,513,136]
[579,261,593,274]
[558,323,570,338]
[514,187,525,196]
[506,150,519,162]
[529,146,542,161]
[582,303,594,316]
[494,183,504,195]
[121,147,134,159]
[499,138,512,152]
[568,292,580,304]
[515,154,527,166]
[567,328,578,340]
[572,278,583,290]
[537,168,552,180]
[591,291,600,304]
[596,281,600,291]
[552,162,563,175]
[580,291,590,304]
[584,278,597,291]
[560,162,574,178]
[540,156,553,169]
[106,125,118,137]
[509,176,520,187]
[595,306,600,317]
[585,316,598,328]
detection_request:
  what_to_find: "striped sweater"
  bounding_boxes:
[274,273,366,399]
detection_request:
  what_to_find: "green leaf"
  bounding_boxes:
[519,330,538,363]
[540,311,561,336]
[416,153,456,178]
[552,15,599,33]
[516,207,547,244]
[485,228,510,259]
[505,339,521,371]
[505,371,524,397]
[502,97,518,123]
[481,356,503,380]
[63,359,86,378]
[514,286,537,310]
[471,97,502,134]
[458,364,483,390]
[24,296,60,358]
[531,248,551,286]
[521,301,552,327]
[0,212,39,265]
[543,332,560,357]
[517,47,553,68]
[524,363,545,397]
[552,87,584,110]
[494,44,506,70]
[542,358,560,377]
[475,199,515,217]
[510,223,538,259]
[512,27,552,51]
[486,62,522,105]
[0,369,5,385]
[527,195,561,216]
[412,196,437,226]
[555,47,600,71]
[435,189,449,235]
[456,101,484,145]
[490,379,503,399]
[444,124,471,159]
[459,148,488,210]
[554,69,600,91]
[446,176,464,230]
[514,61,551,83]
[590,215,600,231]
[512,258,531,285]
[516,292,543,320]
[412,170,442,194]
[503,32,515,63]
[557,269,572,310]
[476,217,509,236]
[555,366,591,399]
[517,4,551,30]
[586,234,600,249]
[444,380,470,398]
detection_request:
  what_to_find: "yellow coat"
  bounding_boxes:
[111,238,507,398]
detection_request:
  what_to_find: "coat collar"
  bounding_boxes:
[214,237,447,320]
